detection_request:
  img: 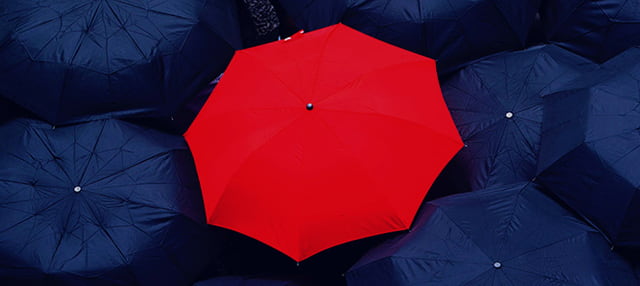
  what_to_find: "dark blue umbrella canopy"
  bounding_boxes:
[440,45,597,192]
[346,182,637,286]
[193,275,318,286]
[0,118,211,285]
[0,0,242,125]
[275,0,541,73]
[536,47,640,250]
[540,0,640,63]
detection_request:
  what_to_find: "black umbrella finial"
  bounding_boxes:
[306,103,314,111]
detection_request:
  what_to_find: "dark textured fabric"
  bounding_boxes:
[540,0,640,63]
[537,47,640,250]
[0,0,243,125]
[0,118,211,286]
[440,45,597,192]
[275,0,541,74]
[347,182,638,286]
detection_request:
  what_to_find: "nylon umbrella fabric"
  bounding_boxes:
[184,23,463,262]
[346,182,638,286]
[0,0,242,125]
[193,275,319,286]
[540,0,640,63]
[275,0,541,73]
[440,45,597,192]
[536,47,640,250]
[0,118,210,285]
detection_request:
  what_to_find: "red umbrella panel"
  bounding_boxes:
[184,23,463,262]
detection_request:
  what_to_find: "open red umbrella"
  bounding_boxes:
[184,23,462,262]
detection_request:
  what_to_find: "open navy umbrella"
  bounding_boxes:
[193,275,319,286]
[275,0,541,73]
[540,0,640,63]
[346,182,638,286]
[0,0,242,125]
[0,118,210,285]
[440,45,596,192]
[536,47,640,250]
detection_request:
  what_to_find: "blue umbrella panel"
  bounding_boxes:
[540,0,640,63]
[0,0,243,125]
[537,47,640,250]
[0,118,210,286]
[440,44,597,192]
[276,0,541,73]
[346,182,637,286]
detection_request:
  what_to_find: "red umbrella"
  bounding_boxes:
[184,23,462,262]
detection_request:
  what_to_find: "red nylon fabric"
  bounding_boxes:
[184,23,463,262]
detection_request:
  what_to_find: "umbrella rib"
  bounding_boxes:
[502,265,582,285]
[494,183,530,258]
[436,209,495,264]
[77,120,108,186]
[48,199,77,271]
[0,193,72,232]
[83,151,174,187]
[207,113,306,216]
[83,187,186,215]
[31,127,75,185]
[104,0,148,61]
[241,51,305,104]
[316,59,433,106]
[309,18,342,101]
[111,0,194,21]
[319,108,461,144]
[503,231,591,263]
[85,198,130,264]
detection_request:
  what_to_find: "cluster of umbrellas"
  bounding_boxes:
[1,0,639,285]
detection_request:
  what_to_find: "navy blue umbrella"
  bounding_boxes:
[193,275,319,286]
[540,0,640,63]
[346,182,637,286]
[0,0,242,125]
[0,118,211,285]
[536,47,640,250]
[275,0,540,73]
[440,45,596,192]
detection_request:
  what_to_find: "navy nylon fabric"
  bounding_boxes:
[537,47,640,250]
[193,275,314,286]
[440,45,597,192]
[346,182,638,286]
[275,0,540,74]
[0,0,242,125]
[540,0,640,63]
[0,118,211,286]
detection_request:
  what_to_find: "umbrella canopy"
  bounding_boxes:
[540,0,640,63]
[346,182,638,286]
[184,23,463,262]
[440,45,597,192]
[275,0,541,73]
[536,47,640,249]
[0,118,210,285]
[193,275,318,286]
[0,0,242,125]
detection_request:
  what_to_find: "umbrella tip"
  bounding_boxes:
[493,261,502,269]
[306,103,314,111]
[505,112,514,119]
[73,186,82,193]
